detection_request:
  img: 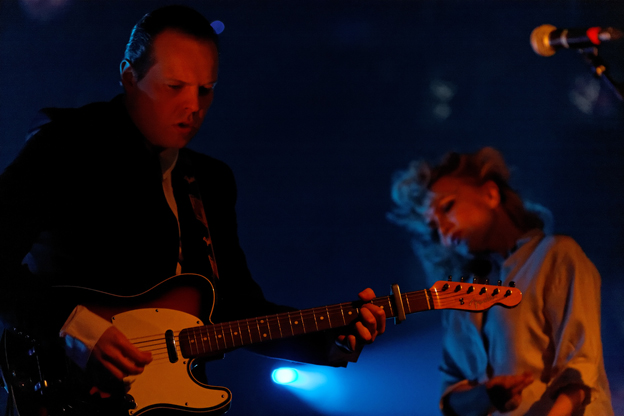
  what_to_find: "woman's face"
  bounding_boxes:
[425,176,499,254]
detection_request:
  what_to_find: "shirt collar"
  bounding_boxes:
[159,148,179,180]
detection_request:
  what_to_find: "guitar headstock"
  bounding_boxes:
[429,279,522,312]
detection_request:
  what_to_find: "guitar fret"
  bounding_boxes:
[276,314,290,338]
[222,326,228,349]
[246,319,253,345]
[255,318,263,342]
[385,297,395,318]
[228,322,236,348]
[312,309,319,332]
[204,327,213,353]
[222,325,229,349]
[235,321,244,348]
[299,311,306,334]
[305,310,319,333]
[209,326,216,351]
[206,328,213,353]
[198,327,205,354]
[404,293,411,314]
[326,306,342,330]
[287,311,301,337]
[262,317,271,341]
[213,325,222,351]
[191,329,198,356]
[249,319,257,343]
[325,306,332,329]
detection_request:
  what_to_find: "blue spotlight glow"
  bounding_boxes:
[271,366,328,390]
[272,367,299,385]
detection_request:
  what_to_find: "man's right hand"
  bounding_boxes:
[91,326,153,380]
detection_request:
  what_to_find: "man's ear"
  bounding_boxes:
[120,60,136,89]
[482,180,501,209]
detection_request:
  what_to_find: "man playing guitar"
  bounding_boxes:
[0,5,385,414]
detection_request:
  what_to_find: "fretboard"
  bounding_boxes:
[178,289,432,358]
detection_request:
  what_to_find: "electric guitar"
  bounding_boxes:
[1,274,522,416]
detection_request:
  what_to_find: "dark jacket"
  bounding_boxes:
[0,95,355,366]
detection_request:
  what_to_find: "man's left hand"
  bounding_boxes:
[336,288,386,351]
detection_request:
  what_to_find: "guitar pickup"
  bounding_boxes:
[165,329,179,363]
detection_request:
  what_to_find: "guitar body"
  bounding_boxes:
[112,308,231,416]
[1,274,231,416]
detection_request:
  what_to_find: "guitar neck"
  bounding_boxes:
[178,289,432,358]
[178,280,521,359]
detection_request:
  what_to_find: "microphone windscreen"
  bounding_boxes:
[531,24,557,57]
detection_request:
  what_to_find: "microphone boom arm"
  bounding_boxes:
[580,47,624,102]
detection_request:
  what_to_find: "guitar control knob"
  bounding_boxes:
[124,394,137,410]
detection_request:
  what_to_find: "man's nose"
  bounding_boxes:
[183,89,201,113]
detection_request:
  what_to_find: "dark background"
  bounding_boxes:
[1,0,623,415]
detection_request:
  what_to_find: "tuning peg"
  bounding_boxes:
[484,278,489,285]
[505,289,512,297]
[460,276,467,282]
[497,280,502,286]
[509,281,516,287]
[447,275,453,281]
[472,276,477,283]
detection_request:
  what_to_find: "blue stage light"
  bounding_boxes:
[272,367,299,385]
[210,20,225,35]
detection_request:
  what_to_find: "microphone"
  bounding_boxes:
[530,24,623,57]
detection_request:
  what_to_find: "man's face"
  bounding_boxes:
[425,176,498,254]
[123,29,219,149]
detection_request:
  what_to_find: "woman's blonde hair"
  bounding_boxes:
[388,147,552,283]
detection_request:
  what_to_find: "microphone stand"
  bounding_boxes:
[579,47,624,102]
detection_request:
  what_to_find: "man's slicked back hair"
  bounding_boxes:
[123,5,219,80]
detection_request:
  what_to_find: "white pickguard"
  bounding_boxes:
[111,308,231,415]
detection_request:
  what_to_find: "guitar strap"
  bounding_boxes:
[174,152,220,281]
